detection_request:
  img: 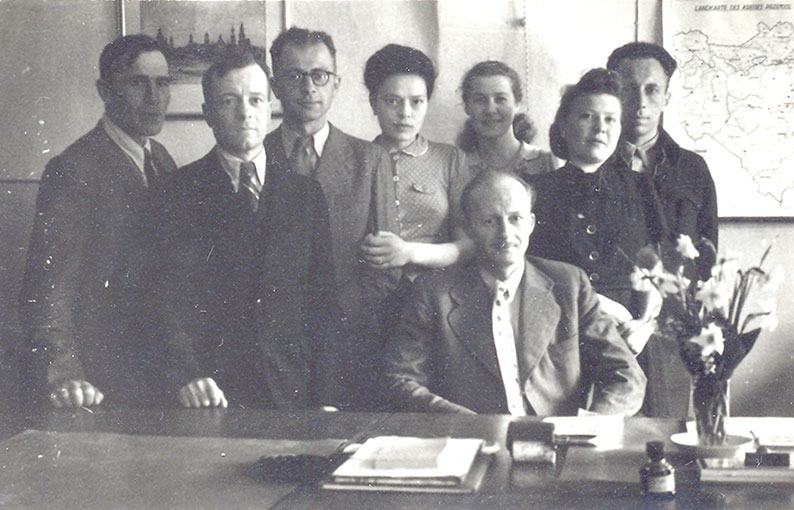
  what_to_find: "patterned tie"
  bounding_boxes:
[289,135,317,176]
[492,284,526,416]
[239,161,262,212]
[143,148,158,187]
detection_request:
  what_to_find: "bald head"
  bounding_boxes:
[461,171,536,279]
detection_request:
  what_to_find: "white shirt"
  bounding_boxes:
[101,115,152,185]
[479,262,526,416]
[215,145,267,192]
[281,121,330,160]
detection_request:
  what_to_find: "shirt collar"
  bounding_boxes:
[621,130,659,154]
[281,121,330,158]
[373,134,429,157]
[478,260,525,300]
[619,130,662,170]
[214,145,267,192]
[469,141,543,173]
[101,114,151,174]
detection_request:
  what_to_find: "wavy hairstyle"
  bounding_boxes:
[548,68,625,160]
[363,44,436,107]
[457,60,536,153]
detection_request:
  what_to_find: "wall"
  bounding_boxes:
[0,0,791,416]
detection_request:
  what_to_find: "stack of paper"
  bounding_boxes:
[323,436,487,493]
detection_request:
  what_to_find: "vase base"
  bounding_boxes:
[670,432,754,459]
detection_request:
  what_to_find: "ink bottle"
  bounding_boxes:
[640,440,675,499]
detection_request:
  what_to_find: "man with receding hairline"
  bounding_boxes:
[385,171,645,416]
[266,27,400,409]
[19,34,177,409]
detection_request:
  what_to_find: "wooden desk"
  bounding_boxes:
[1,408,792,509]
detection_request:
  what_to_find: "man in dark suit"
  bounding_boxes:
[18,34,176,408]
[607,42,718,247]
[385,171,646,415]
[265,27,400,408]
[154,51,342,409]
[607,42,719,418]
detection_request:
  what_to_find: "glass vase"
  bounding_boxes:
[692,375,728,446]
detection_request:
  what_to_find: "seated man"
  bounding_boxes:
[385,171,646,415]
[153,51,342,409]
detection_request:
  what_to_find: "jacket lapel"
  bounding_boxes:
[516,262,561,374]
[313,124,355,199]
[265,127,290,174]
[89,124,148,191]
[448,266,502,382]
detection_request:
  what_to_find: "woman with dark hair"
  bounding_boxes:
[528,68,666,356]
[359,44,473,275]
[458,60,555,179]
[358,44,475,370]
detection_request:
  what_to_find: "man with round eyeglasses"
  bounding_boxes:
[265,27,401,410]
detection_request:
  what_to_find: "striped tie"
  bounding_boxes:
[239,161,261,212]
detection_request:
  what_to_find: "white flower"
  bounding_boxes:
[675,234,700,259]
[690,323,725,357]
[758,299,778,332]
[695,277,730,314]
[630,266,654,292]
[656,272,687,296]
[759,266,784,293]
[760,311,779,332]
[712,258,740,281]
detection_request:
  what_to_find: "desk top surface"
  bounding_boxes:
[1,408,792,510]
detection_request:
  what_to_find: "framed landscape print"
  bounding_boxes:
[119,0,268,119]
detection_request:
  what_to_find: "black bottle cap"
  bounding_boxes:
[646,441,664,460]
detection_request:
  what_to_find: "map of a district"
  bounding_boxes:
[663,0,794,216]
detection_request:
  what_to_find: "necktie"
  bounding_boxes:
[289,135,317,176]
[239,161,262,212]
[143,148,158,187]
[631,146,650,173]
[492,284,526,416]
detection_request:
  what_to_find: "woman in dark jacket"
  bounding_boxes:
[528,68,666,356]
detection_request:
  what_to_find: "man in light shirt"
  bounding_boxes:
[154,51,342,409]
[19,34,177,408]
[265,27,401,409]
[385,171,646,415]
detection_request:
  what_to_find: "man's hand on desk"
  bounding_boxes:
[178,377,228,408]
[49,380,104,408]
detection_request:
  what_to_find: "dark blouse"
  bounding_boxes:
[527,157,666,314]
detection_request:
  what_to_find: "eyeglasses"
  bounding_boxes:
[279,68,337,86]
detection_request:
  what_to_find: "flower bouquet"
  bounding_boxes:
[629,235,781,446]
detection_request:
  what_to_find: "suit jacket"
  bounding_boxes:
[265,124,400,315]
[153,149,343,409]
[651,128,718,248]
[266,124,401,409]
[18,122,176,406]
[385,257,646,416]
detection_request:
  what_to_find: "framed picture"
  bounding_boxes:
[118,0,268,120]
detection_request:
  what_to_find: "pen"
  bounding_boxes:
[554,435,598,447]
